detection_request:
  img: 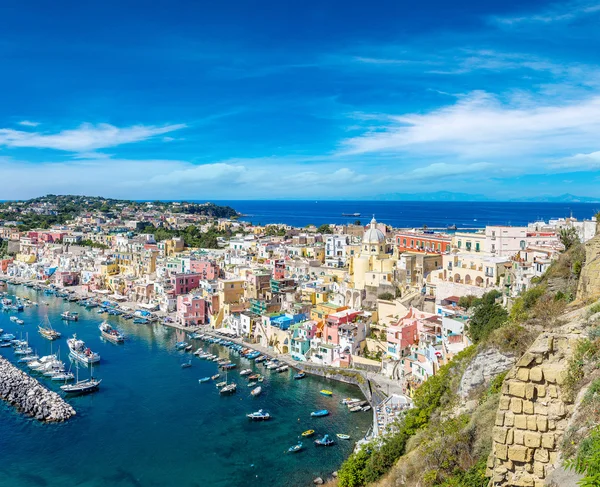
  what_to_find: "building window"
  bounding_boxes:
[520,240,526,250]
[457,241,461,248]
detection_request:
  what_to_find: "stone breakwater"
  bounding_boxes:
[0,357,76,422]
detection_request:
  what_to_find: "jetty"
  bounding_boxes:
[0,357,76,422]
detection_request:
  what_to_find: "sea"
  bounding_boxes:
[0,285,371,487]
[212,201,600,228]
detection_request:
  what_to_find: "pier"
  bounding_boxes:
[0,356,76,422]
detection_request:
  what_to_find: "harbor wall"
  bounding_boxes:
[0,356,76,422]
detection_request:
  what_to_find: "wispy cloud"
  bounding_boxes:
[494,0,600,25]
[0,122,186,153]
[18,120,40,127]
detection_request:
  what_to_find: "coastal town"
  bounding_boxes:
[2,196,598,412]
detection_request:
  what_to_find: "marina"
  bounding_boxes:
[0,283,371,487]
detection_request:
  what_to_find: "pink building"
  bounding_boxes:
[171,273,201,295]
[323,309,362,346]
[176,294,209,327]
[190,259,219,280]
[40,231,68,243]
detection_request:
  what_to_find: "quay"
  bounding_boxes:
[0,356,76,422]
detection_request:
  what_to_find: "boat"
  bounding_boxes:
[336,434,351,440]
[221,363,237,370]
[211,374,220,380]
[447,224,457,231]
[250,386,262,397]
[184,345,193,352]
[175,341,188,350]
[219,383,237,394]
[0,343,11,348]
[288,442,303,453]
[181,361,192,369]
[248,373,260,380]
[246,409,270,421]
[61,311,79,321]
[342,212,361,217]
[61,377,101,394]
[247,381,258,387]
[240,368,252,376]
[38,317,61,340]
[301,430,315,437]
[51,372,74,381]
[133,318,148,324]
[314,434,335,447]
[215,381,227,388]
[198,377,211,383]
[342,398,361,405]
[362,405,371,412]
[255,356,267,363]
[15,347,33,355]
[275,365,289,373]
[293,371,306,380]
[320,390,333,396]
[67,334,101,364]
[311,409,329,417]
[17,355,39,363]
[99,321,125,343]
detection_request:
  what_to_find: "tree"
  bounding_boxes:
[468,290,508,343]
[559,227,580,250]
[378,292,395,301]
[317,224,333,234]
[354,220,362,226]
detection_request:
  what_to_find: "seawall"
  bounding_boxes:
[0,356,76,422]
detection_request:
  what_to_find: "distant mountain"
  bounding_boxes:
[510,193,600,203]
[374,191,492,202]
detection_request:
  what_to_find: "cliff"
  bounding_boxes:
[577,234,600,302]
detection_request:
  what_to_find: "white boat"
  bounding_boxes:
[61,377,101,393]
[240,369,252,376]
[28,355,57,370]
[67,334,101,364]
[99,321,124,343]
[61,311,79,321]
[250,386,262,397]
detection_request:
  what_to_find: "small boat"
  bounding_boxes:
[99,321,125,344]
[219,383,237,394]
[275,365,289,373]
[250,386,262,397]
[255,356,267,363]
[211,374,220,380]
[336,434,351,440]
[175,341,188,350]
[248,374,260,380]
[311,409,329,418]
[240,369,252,376]
[17,355,39,363]
[293,371,306,380]
[51,372,74,381]
[288,442,303,453]
[198,377,211,383]
[133,318,148,324]
[215,381,227,388]
[342,398,361,405]
[61,311,79,321]
[221,363,237,370]
[247,381,258,387]
[320,390,333,397]
[362,405,371,412]
[184,345,193,352]
[246,409,270,421]
[301,430,315,437]
[181,361,192,369]
[61,377,101,394]
[315,434,335,447]
[0,343,11,348]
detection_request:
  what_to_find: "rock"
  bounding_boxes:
[313,477,324,485]
[459,348,516,399]
[332,471,338,478]
[577,234,600,301]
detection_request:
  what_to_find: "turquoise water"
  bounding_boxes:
[0,285,371,487]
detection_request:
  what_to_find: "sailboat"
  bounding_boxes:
[219,368,237,394]
[60,365,101,394]
[38,316,61,340]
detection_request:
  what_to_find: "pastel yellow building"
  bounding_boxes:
[351,217,396,290]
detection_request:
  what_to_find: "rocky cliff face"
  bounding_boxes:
[459,348,516,400]
[486,328,585,486]
[577,235,600,302]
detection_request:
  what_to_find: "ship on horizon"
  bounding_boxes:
[342,212,361,217]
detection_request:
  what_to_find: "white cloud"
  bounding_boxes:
[18,120,40,127]
[552,151,600,170]
[0,122,186,153]
[396,162,493,181]
[494,0,600,25]
[339,92,600,163]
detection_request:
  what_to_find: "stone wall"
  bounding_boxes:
[486,332,581,486]
[458,348,516,400]
[577,234,600,301]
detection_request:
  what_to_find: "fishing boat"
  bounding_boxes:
[336,434,351,440]
[240,368,252,376]
[67,334,101,364]
[38,316,61,340]
[246,409,270,421]
[288,442,303,453]
[198,377,211,383]
[320,390,333,397]
[311,409,329,418]
[61,311,79,321]
[61,377,101,394]
[314,434,335,447]
[301,429,315,437]
[250,386,262,397]
[181,361,192,369]
[99,321,125,343]
[211,374,220,380]
[219,383,237,394]
[293,371,306,380]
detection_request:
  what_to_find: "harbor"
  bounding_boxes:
[0,282,371,487]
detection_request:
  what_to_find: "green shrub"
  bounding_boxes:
[436,457,488,487]
[565,425,600,487]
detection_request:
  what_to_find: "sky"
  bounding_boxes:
[1,0,600,200]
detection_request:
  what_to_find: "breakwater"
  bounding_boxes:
[0,357,76,422]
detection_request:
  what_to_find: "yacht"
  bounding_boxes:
[67,334,101,364]
[61,377,101,394]
[39,316,61,340]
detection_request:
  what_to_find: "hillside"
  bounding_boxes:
[335,235,600,487]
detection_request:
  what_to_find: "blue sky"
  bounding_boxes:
[1,0,599,200]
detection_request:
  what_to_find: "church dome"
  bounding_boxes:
[362,216,386,244]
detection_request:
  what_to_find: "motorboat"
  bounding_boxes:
[320,390,333,397]
[288,442,303,453]
[247,381,258,387]
[293,371,306,380]
[175,341,188,350]
[67,334,101,364]
[181,361,192,369]
[240,369,252,376]
[211,374,220,380]
[61,311,79,321]
[250,386,262,397]
[336,434,351,440]
[248,374,260,381]
[99,322,125,344]
[184,345,193,352]
[275,365,289,373]
[301,430,315,437]
[51,372,74,381]
[314,434,335,447]
[17,355,39,363]
[198,377,211,383]
[311,409,329,418]
[246,409,270,421]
